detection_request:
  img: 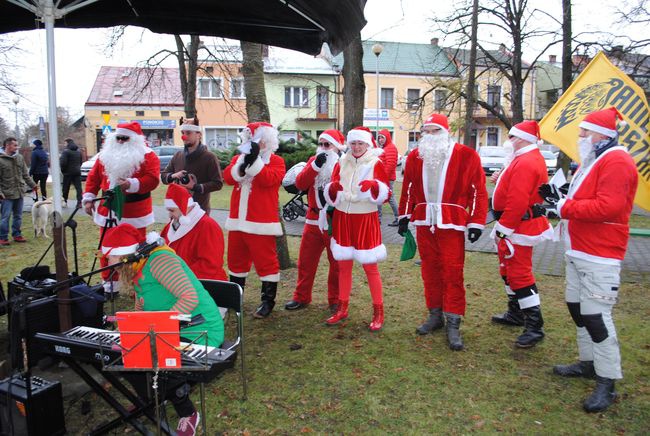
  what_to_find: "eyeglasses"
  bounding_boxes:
[318,142,333,147]
[116,136,131,142]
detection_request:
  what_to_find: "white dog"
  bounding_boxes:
[32,199,53,238]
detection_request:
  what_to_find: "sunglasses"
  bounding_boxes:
[318,142,333,147]
[116,135,131,142]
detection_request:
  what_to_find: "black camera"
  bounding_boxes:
[174,171,191,185]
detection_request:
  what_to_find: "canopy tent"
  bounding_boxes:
[0,0,367,214]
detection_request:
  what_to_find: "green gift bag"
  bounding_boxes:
[103,187,125,220]
[400,229,417,261]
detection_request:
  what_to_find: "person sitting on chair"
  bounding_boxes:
[102,223,224,436]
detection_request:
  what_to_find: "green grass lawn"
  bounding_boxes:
[0,210,648,434]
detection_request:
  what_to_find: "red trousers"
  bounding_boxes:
[227,231,280,282]
[497,239,535,290]
[99,226,146,281]
[417,227,466,315]
[292,224,339,305]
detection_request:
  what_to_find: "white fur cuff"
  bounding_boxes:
[324,182,343,207]
[311,160,323,172]
[494,221,514,236]
[556,198,567,219]
[245,157,264,177]
[82,192,96,204]
[126,178,140,193]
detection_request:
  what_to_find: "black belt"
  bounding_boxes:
[493,209,533,221]
[103,191,151,203]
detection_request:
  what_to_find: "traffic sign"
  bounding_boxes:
[102,125,112,136]
[102,113,111,125]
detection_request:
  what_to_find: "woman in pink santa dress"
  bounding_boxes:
[324,127,390,331]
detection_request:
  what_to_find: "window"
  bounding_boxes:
[204,127,242,150]
[135,110,145,116]
[113,90,123,97]
[198,77,223,98]
[230,78,245,99]
[284,87,309,107]
[434,89,448,111]
[101,110,109,115]
[487,85,501,108]
[279,130,298,143]
[380,88,394,109]
[487,127,500,146]
[406,89,420,108]
[160,111,170,117]
[316,87,329,116]
[408,131,421,152]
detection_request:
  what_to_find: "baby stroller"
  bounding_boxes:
[281,162,308,221]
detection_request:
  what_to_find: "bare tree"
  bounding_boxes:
[342,34,365,132]
[0,35,23,101]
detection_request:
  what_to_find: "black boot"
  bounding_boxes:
[515,305,545,348]
[416,308,444,335]
[229,275,246,292]
[491,295,524,326]
[583,376,617,413]
[254,281,277,319]
[445,313,464,351]
[553,361,596,379]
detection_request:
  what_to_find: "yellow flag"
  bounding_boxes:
[539,51,650,211]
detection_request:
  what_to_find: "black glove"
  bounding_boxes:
[538,183,562,205]
[397,217,410,236]
[532,203,558,218]
[314,152,328,168]
[467,228,482,243]
[243,142,260,168]
[559,182,570,196]
[317,188,327,208]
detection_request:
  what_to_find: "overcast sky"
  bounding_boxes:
[1,0,645,126]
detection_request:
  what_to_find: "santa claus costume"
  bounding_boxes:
[284,129,345,312]
[549,107,638,413]
[324,127,389,331]
[223,122,285,318]
[161,183,227,281]
[490,120,554,348]
[82,121,160,294]
[398,113,488,350]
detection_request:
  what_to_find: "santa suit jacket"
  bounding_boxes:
[399,143,488,232]
[378,129,398,182]
[161,207,227,280]
[557,146,638,264]
[223,152,286,236]
[491,145,553,245]
[295,155,335,230]
[83,149,160,228]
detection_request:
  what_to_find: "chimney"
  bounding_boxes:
[431,38,439,46]
[549,54,557,63]
[261,44,269,58]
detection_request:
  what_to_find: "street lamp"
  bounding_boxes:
[372,43,383,139]
[12,95,19,138]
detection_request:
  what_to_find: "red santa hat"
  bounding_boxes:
[101,223,144,255]
[179,116,201,133]
[347,126,377,148]
[509,120,541,144]
[242,122,275,143]
[115,121,143,138]
[579,106,625,138]
[422,113,449,131]
[164,183,196,215]
[318,129,346,151]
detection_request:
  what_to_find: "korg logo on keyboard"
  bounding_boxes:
[94,352,110,362]
[54,345,71,354]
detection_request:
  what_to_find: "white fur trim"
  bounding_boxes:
[228,270,249,278]
[311,160,323,172]
[493,221,515,236]
[82,192,96,204]
[373,181,390,205]
[231,157,246,183]
[166,206,205,243]
[467,223,485,230]
[125,178,139,193]
[115,128,138,138]
[556,198,567,218]
[102,242,138,255]
[330,238,387,264]
[180,124,201,132]
[224,218,283,236]
[579,121,617,138]
[146,231,161,244]
[259,273,280,282]
[347,129,373,146]
[93,211,155,228]
[518,293,540,309]
[509,126,538,144]
[507,225,555,246]
[164,198,178,209]
[324,182,343,207]
[319,133,344,150]
[304,218,319,226]
[245,157,264,177]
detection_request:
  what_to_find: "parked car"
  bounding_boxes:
[80,153,99,181]
[478,146,507,175]
[541,150,558,175]
[151,146,183,170]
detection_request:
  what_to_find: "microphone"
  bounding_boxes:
[124,238,164,263]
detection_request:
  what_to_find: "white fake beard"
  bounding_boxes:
[502,140,516,167]
[418,132,451,168]
[100,134,147,187]
[315,148,339,189]
[578,136,596,167]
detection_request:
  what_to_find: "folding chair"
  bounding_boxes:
[199,279,247,399]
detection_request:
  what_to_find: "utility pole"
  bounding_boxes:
[557,0,573,174]
[463,0,479,148]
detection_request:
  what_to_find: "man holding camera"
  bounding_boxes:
[161,117,223,214]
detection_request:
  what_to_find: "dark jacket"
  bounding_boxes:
[30,143,49,176]
[161,144,223,211]
[60,141,82,176]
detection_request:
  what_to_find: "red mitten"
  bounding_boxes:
[359,179,379,198]
[328,182,343,201]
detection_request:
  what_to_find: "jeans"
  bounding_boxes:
[0,197,24,240]
[32,173,48,198]
[377,180,399,220]
[62,174,82,203]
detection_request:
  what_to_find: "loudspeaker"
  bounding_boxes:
[0,374,65,436]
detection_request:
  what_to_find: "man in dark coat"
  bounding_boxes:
[29,139,49,200]
[60,138,83,208]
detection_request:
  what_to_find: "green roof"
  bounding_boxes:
[332,40,459,76]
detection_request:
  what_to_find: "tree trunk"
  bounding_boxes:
[342,34,365,133]
[240,41,291,269]
[463,0,479,147]
[174,35,199,118]
[557,0,573,174]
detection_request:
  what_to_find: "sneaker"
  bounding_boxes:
[0,239,9,246]
[13,236,27,243]
[176,411,200,436]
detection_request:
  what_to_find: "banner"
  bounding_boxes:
[539,52,650,211]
